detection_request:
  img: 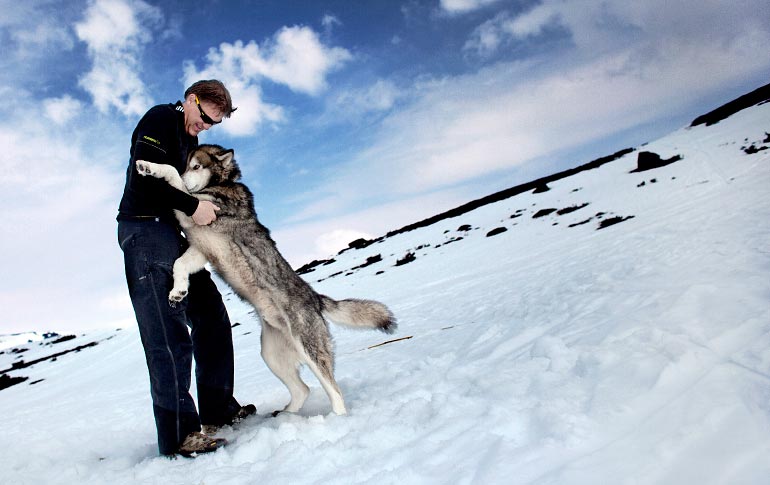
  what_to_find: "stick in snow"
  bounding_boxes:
[366,336,413,350]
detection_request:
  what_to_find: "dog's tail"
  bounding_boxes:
[320,295,397,334]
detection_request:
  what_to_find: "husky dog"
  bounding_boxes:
[136,145,396,416]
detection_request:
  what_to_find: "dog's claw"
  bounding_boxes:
[136,161,153,176]
[168,289,188,305]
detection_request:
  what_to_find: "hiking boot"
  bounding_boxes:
[177,431,227,457]
[201,404,257,435]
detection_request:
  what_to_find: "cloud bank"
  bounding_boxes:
[183,26,352,136]
[74,0,163,117]
[439,0,503,14]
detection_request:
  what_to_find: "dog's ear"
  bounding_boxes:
[217,149,235,168]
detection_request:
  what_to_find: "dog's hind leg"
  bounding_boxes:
[261,323,310,415]
[300,328,347,415]
[304,355,346,415]
[169,246,207,304]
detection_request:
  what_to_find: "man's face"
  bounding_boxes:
[183,94,224,136]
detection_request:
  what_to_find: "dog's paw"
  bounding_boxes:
[136,160,156,177]
[168,288,188,304]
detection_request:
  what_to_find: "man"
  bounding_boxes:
[117,80,254,457]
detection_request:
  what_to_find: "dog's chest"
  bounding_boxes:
[184,227,229,260]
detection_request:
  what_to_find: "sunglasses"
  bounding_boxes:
[194,95,221,125]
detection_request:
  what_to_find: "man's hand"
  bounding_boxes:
[192,201,220,225]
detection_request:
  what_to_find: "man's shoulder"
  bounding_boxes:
[134,103,181,140]
[141,102,181,122]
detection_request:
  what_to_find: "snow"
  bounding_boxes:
[0,332,44,351]
[1,101,769,484]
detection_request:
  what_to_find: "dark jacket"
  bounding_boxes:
[117,101,199,221]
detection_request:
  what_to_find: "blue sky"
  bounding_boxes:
[1,0,769,334]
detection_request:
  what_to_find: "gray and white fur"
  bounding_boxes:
[136,144,396,416]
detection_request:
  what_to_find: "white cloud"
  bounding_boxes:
[246,26,352,95]
[184,26,352,136]
[439,0,502,14]
[0,1,79,82]
[43,95,84,125]
[463,13,507,57]
[329,79,402,118]
[464,8,561,57]
[414,40,766,189]
[322,14,342,33]
[11,21,75,58]
[74,0,163,117]
[465,0,770,60]
[0,100,130,333]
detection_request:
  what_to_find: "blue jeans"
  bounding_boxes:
[118,219,240,455]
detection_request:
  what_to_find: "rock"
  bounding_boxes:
[630,151,682,173]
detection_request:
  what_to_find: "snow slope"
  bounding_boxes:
[1,99,769,484]
[0,332,43,351]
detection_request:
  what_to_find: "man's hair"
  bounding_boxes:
[184,80,237,118]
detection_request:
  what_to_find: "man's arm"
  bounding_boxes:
[130,108,200,217]
[136,160,220,225]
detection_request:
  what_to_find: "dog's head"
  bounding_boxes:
[183,144,242,192]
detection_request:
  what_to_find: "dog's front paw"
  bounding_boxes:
[136,160,156,177]
[168,288,188,305]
